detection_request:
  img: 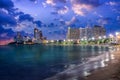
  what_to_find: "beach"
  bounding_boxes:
[84,47,120,80]
[44,46,120,80]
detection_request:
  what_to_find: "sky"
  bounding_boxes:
[0,0,120,45]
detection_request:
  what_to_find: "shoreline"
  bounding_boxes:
[83,48,120,80]
[45,46,120,80]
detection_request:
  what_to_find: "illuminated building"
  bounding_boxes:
[34,28,46,43]
[80,28,86,39]
[93,25,106,39]
[80,27,93,40]
[39,31,43,40]
[34,28,39,39]
[14,32,23,43]
[67,27,80,40]
[115,32,120,44]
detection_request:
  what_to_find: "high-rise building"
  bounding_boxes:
[67,25,106,41]
[80,28,86,39]
[34,28,39,39]
[79,27,93,40]
[93,25,106,39]
[39,31,43,40]
[15,32,23,43]
[67,27,80,40]
[33,28,45,43]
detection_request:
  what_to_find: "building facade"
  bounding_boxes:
[93,25,106,39]
[79,27,93,40]
[34,28,45,43]
[67,27,80,40]
[67,25,106,41]
[14,32,23,43]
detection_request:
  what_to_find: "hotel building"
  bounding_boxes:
[67,27,80,40]
[93,25,106,39]
[67,25,106,41]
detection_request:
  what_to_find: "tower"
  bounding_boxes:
[34,28,39,39]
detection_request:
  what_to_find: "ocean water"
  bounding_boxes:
[0,44,110,80]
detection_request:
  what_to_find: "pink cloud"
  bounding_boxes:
[72,4,92,16]
[71,0,99,16]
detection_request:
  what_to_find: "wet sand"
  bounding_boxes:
[84,48,120,80]
[45,46,120,80]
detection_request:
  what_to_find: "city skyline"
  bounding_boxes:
[0,0,120,45]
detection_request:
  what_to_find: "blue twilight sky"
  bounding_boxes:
[0,0,120,40]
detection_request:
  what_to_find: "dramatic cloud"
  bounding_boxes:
[0,0,14,9]
[46,0,66,6]
[97,17,113,26]
[71,0,100,16]
[106,1,120,6]
[0,25,15,40]
[66,16,77,26]
[34,21,42,27]
[0,0,120,43]
[56,6,69,14]
[19,14,34,22]
[13,21,35,34]
[0,10,16,25]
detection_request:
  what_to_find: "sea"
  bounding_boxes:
[0,44,113,80]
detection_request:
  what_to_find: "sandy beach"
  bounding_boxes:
[45,46,120,80]
[84,47,120,80]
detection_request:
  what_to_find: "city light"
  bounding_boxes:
[68,39,70,41]
[115,32,119,36]
[103,36,106,39]
[92,37,95,40]
[99,36,102,39]
[109,34,114,38]
[81,38,84,41]
[46,40,49,43]
[51,40,54,42]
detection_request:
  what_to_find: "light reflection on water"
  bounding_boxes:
[46,46,117,80]
[0,44,113,80]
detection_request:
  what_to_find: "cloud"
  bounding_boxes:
[0,10,17,25]
[65,16,76,25]
[0,0,14,10]
[106,1,120,6]
[19,14,34,22]
[51,11,58,15]
[46,0,56,6]
[71,0,100,16]
[56,6,69,14]
[97,17,112,25]
[12,21,35,34]
[59,19,65,25]
[0,25,15,40]
[34,21,42,27]
[46,0,66,6]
